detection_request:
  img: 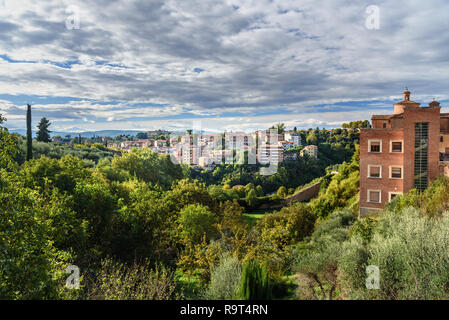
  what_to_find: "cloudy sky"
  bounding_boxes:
[0,0,448,133]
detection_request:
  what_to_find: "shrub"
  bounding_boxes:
[386,177,449,216]
[277,186,287,198]
[294,209,356,300]
[203,254,242,300]
[0,170,72,299]
[340,207,449,299]
[85,259,179,300]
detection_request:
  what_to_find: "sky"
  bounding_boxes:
[0,0,449,133]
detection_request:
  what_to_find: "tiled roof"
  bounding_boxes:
[371,115,393,120]
[371,113,403,120]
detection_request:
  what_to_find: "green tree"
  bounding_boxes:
[136,132,148,139]
[238,260,270,300]
[255,185,264,196]
[111,148,183,186]
[277,186,287,198]
[0,115,19,170]
[306,132,317,145]
[246,188,258,208]
[275,123,285,134]
[178,204,216,243]
[295,209,356,300]
[0,170,71,299]
[26,104,32,160]
[36,117,52,142]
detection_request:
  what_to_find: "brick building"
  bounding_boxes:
[360,89,449,216]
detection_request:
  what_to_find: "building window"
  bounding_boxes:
[391,141,403,153]
[383,123,387,128]
[369,140,382,153]
[389,192,403,201]
[414,123,429,192]
[368,165,382,178]
[390,166,403,179]
[441,136,444,143]
[368,190,381,203]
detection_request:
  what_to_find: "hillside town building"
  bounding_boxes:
[359,90,449,216]
[106,129,318,169]
[300,145,318,159]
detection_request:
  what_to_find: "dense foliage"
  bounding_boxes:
[3,113,449,301]
[17,137,117,166]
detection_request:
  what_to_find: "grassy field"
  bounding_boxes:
[176,269,203,299]
[243,208,277,225]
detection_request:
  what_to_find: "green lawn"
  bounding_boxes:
[243,208,276,225]
[176,269,203,299]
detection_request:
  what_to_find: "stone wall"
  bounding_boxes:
[281,181,322,206]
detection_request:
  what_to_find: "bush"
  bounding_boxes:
[277,186,287,198]
[85,259,179,300]
[386,177,449,216]
[340,207,449,299]
[294,209,356,300]
[0,170,72,299]
[203,254,242,300]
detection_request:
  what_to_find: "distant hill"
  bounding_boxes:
[9,129,147,138]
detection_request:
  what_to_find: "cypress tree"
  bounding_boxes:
[238,260,271,300]
[26,104,32,161]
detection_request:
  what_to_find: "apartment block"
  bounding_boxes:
[284,132,302,147]
[225,132,254,150]
[360,89,449,216]
[258,144,284,164]
[300,145,318,159]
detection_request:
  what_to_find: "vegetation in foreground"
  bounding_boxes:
[2,114,449,300]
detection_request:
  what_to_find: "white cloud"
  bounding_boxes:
[0,0,449,131]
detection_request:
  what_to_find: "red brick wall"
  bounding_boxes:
[360,129,404,210]
[441,118,449,133]
[360,106,442,215]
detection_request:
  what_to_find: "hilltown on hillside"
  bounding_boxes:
[104,129,316,169]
